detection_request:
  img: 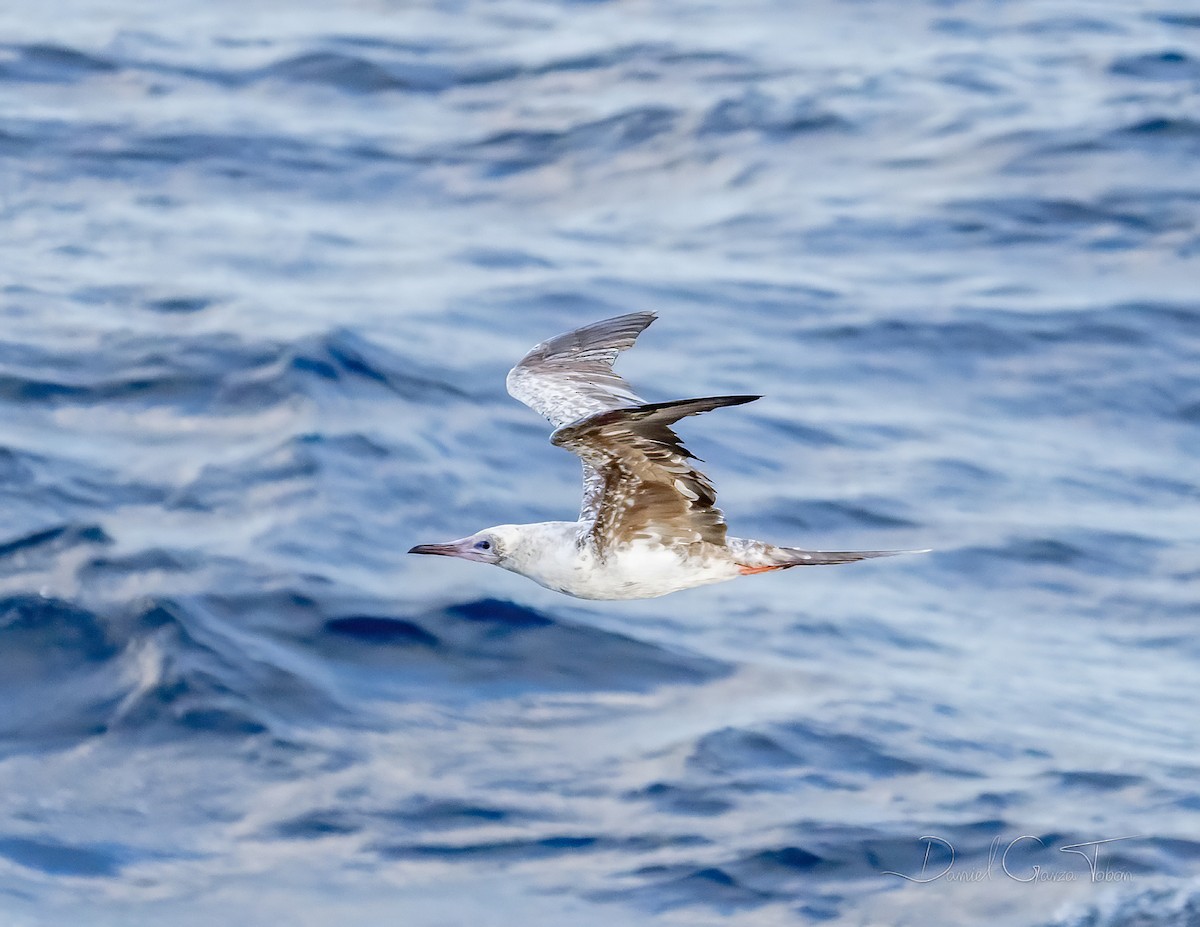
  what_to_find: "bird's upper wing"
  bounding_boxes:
[550,395,759,553]
[506,312,656,427]
[507,312,657,522]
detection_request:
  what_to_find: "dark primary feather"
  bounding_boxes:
[551,395,760,553]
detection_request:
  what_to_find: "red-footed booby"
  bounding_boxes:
[409,313,926,599]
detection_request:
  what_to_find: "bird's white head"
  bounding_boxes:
[407,525,524,568]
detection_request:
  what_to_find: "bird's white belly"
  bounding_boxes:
[520,541,740,600]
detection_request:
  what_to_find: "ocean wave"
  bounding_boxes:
[0,43,117,83]
[317,597,727,693]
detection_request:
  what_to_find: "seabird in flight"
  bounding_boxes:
[409,313,925,599]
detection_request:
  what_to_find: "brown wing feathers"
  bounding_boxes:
[551,395,759,551]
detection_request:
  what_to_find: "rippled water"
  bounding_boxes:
[2,1,1199,924]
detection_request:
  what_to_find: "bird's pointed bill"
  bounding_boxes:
[408,538,478,559]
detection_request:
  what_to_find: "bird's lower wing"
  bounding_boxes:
[551,395,759,552]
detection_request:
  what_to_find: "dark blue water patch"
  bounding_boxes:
[798,214,1013,255]
[207,327,466,413]
[0,446,35,484]
[1179,398,1200,421]
[456,246,553,269]
[464,106,678,178]
[627,843,842,914]
[732,819,1010,887]
[934,63,1008,96]
[0,523,111,562]
[993,537,1089,566]
[814,184,1200,252]
[1150,837,1200,863]
[911,457,1005,502]
[270,810,361,840]
[0,328,270,409]
[79,548,192,582]
[931,17,994,39]
[258,52,445,93]
[445,597,554,628]
[1113,116,1200,150]
[1157,12,1200,30]
[1110,50,1200,82]
[284,328,465,399]
[787,617,945,658]
[0,43,117,83]
[1018,14,1125,35]
[0,326,462,416]
[253,42,529,95]
[375,831,703,863]
[920,734,1025,763]
[381,796,513,830]
[749,846,825,873]
[768,499,921,532]
[754,417,844,448]
[83,597,346,742]
[0,126,35,154]
[775,722,923,778]
[518,41,756,84]
[1095,593,1200,631]
[316,597,727,694]
[32,123,424,189]
[0,836,124,878]
[270,795,527,842]
[610,274,841,319]
[698,90,846,138]
[941,789,1024,814]
[944,530,1168,586]
[946,195,1191,246]
[297,431,392,461]
[169,430,409,515]
[143,295,215,314]
[324,616,440,647]
[601,863,778,913]
[626,782,735,817]
[529,43,657,75]
[0,599,131,748]
[71,129,345,172]
[1055,771,1145,792]
[686,720,921,781]
[810,315,1031,358]
[484,287,627,326]
[0,595,119,671]
[804,303,1199,408]
[45,466,168,514]
[688,728,803,774]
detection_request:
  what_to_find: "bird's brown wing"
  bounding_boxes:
[550,395,759,554]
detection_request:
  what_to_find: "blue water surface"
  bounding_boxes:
[2,1,1199,924]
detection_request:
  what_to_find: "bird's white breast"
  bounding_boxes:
[506,528,740,600]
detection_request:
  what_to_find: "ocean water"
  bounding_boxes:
[2,1,1199,924]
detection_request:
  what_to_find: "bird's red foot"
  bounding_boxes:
[738,564,785,575]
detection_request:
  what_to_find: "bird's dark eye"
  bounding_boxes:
[475,539,492,551]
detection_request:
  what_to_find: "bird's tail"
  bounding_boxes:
[730,539,930,574]
[774,547,930,566]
